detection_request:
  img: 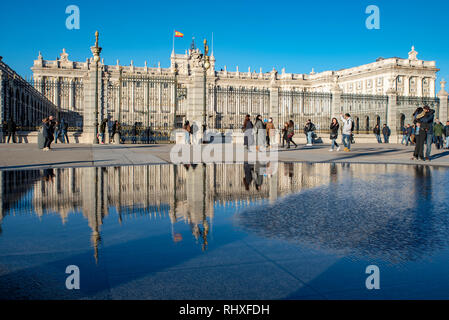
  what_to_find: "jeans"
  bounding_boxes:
[331,139,339,150]
[61,130,69,143]
[435,136,443,149]
[406,134,411,146]
[383,135,389,143]
[401,135,408,145]
[446,137,449,149]
[375,134,382,143]
[185,132,190,144]
[425,133,433,158]
[342,134,351,150]
[100,132,105,143]
[307,132,313,145]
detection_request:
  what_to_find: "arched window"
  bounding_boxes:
[366,116,370,132]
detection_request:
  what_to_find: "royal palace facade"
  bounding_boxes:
[1,33,448,143]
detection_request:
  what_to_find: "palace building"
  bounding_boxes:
[1,33,447,143]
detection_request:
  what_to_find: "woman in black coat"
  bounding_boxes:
[329,118,340,152]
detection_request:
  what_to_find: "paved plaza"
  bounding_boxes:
[0,142,448,170]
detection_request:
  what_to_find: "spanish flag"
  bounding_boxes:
[175,31,184,38]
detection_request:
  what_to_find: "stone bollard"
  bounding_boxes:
[176,131,187,144]
[233,132,245,145]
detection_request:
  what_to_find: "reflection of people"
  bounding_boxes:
[243,163,254,191]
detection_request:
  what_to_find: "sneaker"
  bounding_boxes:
[337,147,341,152]
[345,148,350,152]
[425,157,431,162]
[411,157,418,161]
[329,149,334,152]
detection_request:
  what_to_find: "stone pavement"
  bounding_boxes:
[0,143,448,171]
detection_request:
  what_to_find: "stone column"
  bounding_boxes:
[269,86,279,129]
[438,80,448,122]
[387,88,398,140]
[417,76,423,97]
[404,76,410,96]
[331,85,343,119]
[187,62,205,144]
[82,68,97,143]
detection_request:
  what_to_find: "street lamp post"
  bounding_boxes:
[91,31,102,144]
[203,39,210,132]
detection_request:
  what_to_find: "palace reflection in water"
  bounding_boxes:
[0,163,448,264]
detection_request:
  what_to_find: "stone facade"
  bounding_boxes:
[29,43,442,141]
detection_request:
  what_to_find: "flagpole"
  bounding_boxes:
[172,29,175,54]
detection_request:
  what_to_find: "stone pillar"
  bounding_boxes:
[387,88,398,140]
[438,80,448,122]
[417,76,423,97]
[187,66,205,144]
[331,85,343,119]
[404,76,410,96]
[82,68,97,143]
[269,86,279,129]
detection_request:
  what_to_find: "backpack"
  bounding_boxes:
[351,119,355,132]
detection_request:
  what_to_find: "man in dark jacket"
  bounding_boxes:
[373,125,382,143]
[6,118,17,143]
[444,121,449,149]
[99,119,107,144]
[304,119,316,146]
[382,124,391,144]
[405,124,413,147]
[47,116,56,149]
[420,106,435,160]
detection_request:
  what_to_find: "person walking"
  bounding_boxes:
[281,122,289,148]
[329,118,340,152]
[61,119,69,143]
[373,124,382,143]
[401,125,408,145]
[444,120,449,149]
[183,121,191,145]
[6,118,17,143]
[382,124,391,144]
[433,119,444,150]
[405,124,413,146]
[412,122,426,161]
[255,115,266,152]
[99,119,107,144]
[111,120,121,143]
[340,113,353,152]
[54,121,61,144]
[242,114,254,148]
[304,119,316,147]
[47,116,55,149]
[286,120,297,149]
[1,121,7,143]
[42,118,52,152]
[266,118,275,148]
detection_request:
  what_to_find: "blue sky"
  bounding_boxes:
[1,0,448,91]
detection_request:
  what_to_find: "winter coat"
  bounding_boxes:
[433,123,444,137]
[330,122,339,139]
[340,117,353,135]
